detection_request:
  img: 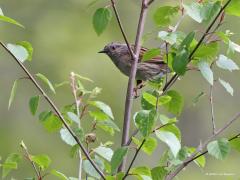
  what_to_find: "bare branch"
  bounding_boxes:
[166,111,240,180]
[210,84,216,134]
[0,42,106,179]
[118,0,150,171]
[110,0,134,59]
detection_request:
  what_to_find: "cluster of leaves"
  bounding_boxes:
[2,0,240,179]
[90,0,240,179]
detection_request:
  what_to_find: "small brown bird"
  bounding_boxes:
[99,42,170,94]
[99,42,170,80]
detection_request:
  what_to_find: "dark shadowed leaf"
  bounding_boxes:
[110,147,128,174]
[172,49,189,75]
[29,95,40,115]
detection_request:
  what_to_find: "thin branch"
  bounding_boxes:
[210,84,216,134]
[162,0,232,93]
[21,143,42,180]
[118,0,150,172]
[166,111,240,180]
[70,72,83,180]
[0,42,106,180]
[110,0,134,59]
[123,139,146,179]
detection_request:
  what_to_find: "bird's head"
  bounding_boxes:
[98,42,128,60]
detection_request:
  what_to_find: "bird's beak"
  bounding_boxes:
[98,49,107,53]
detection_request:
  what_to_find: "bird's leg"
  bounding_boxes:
[133,80,145,98]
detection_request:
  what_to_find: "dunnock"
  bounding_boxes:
[99,42,170,82]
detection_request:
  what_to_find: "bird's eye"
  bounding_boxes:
[111,45,116,50]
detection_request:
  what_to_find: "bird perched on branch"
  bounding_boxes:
[99,42,170,96]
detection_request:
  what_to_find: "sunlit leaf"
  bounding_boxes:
[0,15,24,28]
[151,166,168,180]
[51,169,68,180]
[17,41,33,61]
[143,48,160,61]
[36,73,56,94]
[7,43,28,62]
[230,138,240,152]
[2,153,21,178]
[97,119,120,135]
[60,128,77,146]
[89,101,114,119]
[132,137,158,155]
[8,79,18,109]
[159,114,177,125]
[130,166,151,180]
[216,55,239,72]
[32,154,51,170]
[83,156,104,179]
[155,130,181,157]
[226,0,240,16]
[158,31,178,45]
[219,78,234,96]
[94,146,113,162]
[67,112,80,125]
[198,61,213,85]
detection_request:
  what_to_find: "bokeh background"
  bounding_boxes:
[0,0,240,179]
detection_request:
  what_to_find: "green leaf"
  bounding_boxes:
[158,31,178,45]
[0,15,24,28]
[134,110,156,137]
[194,42,219,61]
[60,128,77,146]
[8,80,18,109]
[17,41,33,61]
[39,111,62,132]
[153,6,179,27]
[219,78,234,96]
[93,8,112,35]
[67,112,80,125]
[83,156,104,179]
[207,138,230,160]
[110,147,128,174]
[226,0,240,16]
[130,166,151,179]
[228,40,240,54]
[179,31,195,51]
[51,169,68,180]
[183,2,220,23]
[155,130,181,157]
[164,90,184,116]
[216,55,239,72]
[143,48,160,61]
[198,61,213,85]
[89,101,114,119]
[159,115,177,125]
[97,119,120,135]
[151,166,168,180]
[132,137,158,155]
[89,110,109,121]
[94,146,113,162]
[29,96,40,115]
[187,147,206,168]
[7,43,28,63]
[36,73,56,94]
[172,49,189,75]
[2,153,21,178]
[230,138,240,152]
[32,154,51,170]
[75,73,94,83]
[160,124,181,140]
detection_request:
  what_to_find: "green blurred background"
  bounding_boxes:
[0,0,240,179]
